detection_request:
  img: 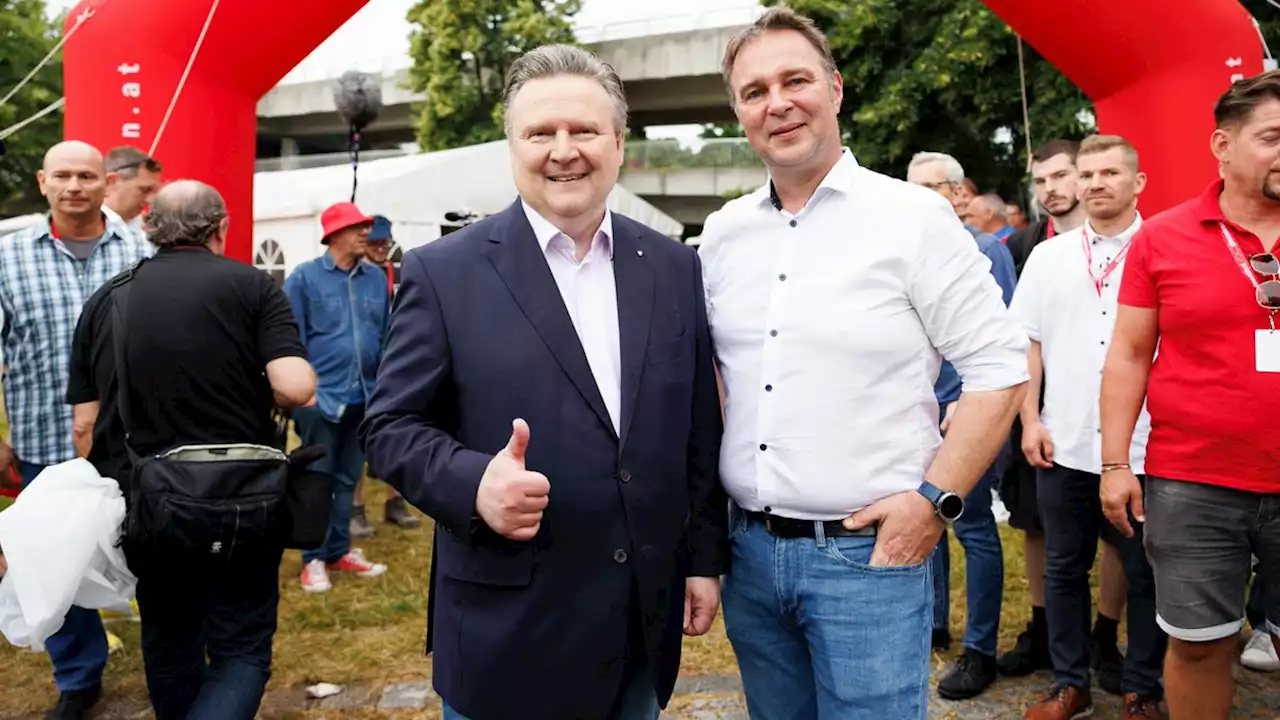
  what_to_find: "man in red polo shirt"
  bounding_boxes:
[1101,71,1280,720]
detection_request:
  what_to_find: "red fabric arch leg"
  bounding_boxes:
[982,0,1263,214]
[61,0,371,263]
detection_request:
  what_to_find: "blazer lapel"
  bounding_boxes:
[488,202,616,438]
[611,216,653,447]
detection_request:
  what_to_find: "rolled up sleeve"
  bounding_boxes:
[908,203,1029,393]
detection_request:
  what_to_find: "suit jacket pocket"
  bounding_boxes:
[438,533,535,587]
[647,331,689,366]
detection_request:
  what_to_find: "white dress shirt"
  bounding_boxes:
[1009,214,1150,475]
[699,150,1030,520]
[522,201,622,435]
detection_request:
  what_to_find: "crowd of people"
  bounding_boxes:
[0,5,1278,720]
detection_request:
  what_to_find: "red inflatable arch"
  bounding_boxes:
[981,0,1263,214]
[60,0,1263,261]
[62,0,371,263]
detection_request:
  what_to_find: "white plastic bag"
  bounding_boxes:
[0,458,136,651]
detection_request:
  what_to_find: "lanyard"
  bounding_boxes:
[1218,222,1262,290]
[1080,227,1131,297]
[1218,222,1277,330]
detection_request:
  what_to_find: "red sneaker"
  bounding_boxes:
[327,549,387,578]
[300,559,331,593]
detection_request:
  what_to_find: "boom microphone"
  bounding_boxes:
[333,70,383,131]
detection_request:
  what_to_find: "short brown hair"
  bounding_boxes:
[1031,139,1080,165]
[105,146,162,178]
[1078,134,1139,170]
[1215,70,1280,129]
[721,7,837,100]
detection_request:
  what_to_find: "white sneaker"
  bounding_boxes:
[1240,629,1280,671]
[301,559,332,593]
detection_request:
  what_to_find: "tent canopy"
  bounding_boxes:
[253,141,683,238]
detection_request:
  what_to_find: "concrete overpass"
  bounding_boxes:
[255,21,750,155]
[254,10,763,231]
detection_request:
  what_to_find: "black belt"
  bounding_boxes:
[744,510,877,539]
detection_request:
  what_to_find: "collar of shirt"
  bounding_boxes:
[35,212,129,246]
[320,250,366,275]
[520,200,614,261]
[1082,213,1143,249]
[756,147,859,212]
[1196,178,1229,225]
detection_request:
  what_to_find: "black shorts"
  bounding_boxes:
[1001,418,1042,534]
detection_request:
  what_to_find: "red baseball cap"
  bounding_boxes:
[320,201,374,244]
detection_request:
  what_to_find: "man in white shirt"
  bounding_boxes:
[701,9,1029,718]
[1010,135,1166,720]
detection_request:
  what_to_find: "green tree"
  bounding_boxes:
[766,0,1091,199]
[0,0,62,215]
[406,0,580,151]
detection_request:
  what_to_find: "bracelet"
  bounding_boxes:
[1101,463,1131,473]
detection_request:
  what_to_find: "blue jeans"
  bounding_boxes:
[294,404,366,565]
[440,662,659,720]
[930,466,1004,655]
[722,505,932,719]
[19,460,108,693]
[127,543,282,720]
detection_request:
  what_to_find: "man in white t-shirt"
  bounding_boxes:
[1010,134,1166,720]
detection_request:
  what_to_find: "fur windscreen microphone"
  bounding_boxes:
[334,70,383,131]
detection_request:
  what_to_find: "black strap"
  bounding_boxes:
[110,259,147,464]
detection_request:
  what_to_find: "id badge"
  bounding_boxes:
[1258,329,1280,373]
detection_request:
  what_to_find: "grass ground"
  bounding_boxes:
[2,475,1109,717]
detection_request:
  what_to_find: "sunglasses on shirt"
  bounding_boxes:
[1254,252,1280,310]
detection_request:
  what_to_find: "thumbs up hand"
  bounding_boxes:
[476,419,551,541]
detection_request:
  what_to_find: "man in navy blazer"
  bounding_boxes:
[360,44,727,720]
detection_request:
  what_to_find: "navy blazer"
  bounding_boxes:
[360,201,727,720]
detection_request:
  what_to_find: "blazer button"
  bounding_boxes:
[614,549,628,564]
[620,469,632,483]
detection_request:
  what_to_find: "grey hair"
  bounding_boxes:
[502,44,629,136]
[145,180,227,249]
[977,193,1008,219]
[908,152,964,183]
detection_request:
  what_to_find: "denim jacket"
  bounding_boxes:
[284,253,388,421]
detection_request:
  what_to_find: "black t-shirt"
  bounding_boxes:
[67,247,306,485]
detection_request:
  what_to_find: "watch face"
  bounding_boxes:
[939,493,965,521]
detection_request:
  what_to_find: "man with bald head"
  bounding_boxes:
[0,140,150,719]
[68,180,314,719]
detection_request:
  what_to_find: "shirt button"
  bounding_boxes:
[759,443,768,451]
[613,549,628,563]
[778,274,787,281]
[770,329,778,337]
[619,469,631,483]
[789,220,797,228]
[1100,341,1106,345]
[765,384,773,392]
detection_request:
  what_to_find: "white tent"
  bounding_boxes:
[251,141,683,279]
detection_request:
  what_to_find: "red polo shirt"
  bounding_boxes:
[1119,180,1280,493]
